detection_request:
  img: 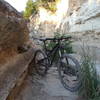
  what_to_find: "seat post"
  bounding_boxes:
[43,41,47,51]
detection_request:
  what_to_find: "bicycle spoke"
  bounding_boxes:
[34,50,48,76]
[58,54,81,92]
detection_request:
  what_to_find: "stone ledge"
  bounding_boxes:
[0,48,35,100]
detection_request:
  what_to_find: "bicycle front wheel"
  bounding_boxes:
[58,54,82,92]
[34,50,48,76]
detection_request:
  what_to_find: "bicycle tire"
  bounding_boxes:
[58,54,82,92]
[34,49,49,76]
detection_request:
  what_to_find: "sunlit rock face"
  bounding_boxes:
[29,0,88,38]
[62,0,100,34]
[29,14,56,38]
[0,0,29,63]
[68,0,87,14]
[61,0,100,62]
[29,0,100,39]
[29,0,69,38]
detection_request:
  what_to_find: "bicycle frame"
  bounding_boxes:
[43,40,62,67]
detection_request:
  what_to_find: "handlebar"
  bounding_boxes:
[32,36,72,42]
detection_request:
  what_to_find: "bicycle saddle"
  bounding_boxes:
[39,38,55,41]
[39,38,47,41]
[32,37,46,41]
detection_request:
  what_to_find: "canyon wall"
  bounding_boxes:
[62,0,100,34]
[29,0,100,46]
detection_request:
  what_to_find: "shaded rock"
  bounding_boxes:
[0,0,21,17]
[0,48,35,100]
[0,0,29,63]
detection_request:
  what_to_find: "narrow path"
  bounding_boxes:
[16,67,79,100]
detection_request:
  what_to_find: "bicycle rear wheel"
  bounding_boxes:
[58,54,82,92]
[34,50,48,76]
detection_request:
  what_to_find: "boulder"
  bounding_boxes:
[0,0,29,64]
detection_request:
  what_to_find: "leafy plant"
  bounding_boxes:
[46,32,73,53]
[23,0,38,19]
[23,0,57,19]
[79,46,100,100]
[37,0,57,12]
[44,32,73,61]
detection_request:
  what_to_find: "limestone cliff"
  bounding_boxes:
[29,0,100,41]
[62,0,100,34]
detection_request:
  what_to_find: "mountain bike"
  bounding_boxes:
[32,36,82,92]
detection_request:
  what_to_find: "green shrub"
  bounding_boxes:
[44,32,73,62]
[89,97,100,100]
[23,0,39,19]
[23,0,57,19]
[37,0,57,12]
[46,32,73,53]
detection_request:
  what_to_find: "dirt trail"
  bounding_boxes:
[16,67,79,100]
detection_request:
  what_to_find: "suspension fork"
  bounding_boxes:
[58,49,62,58]
[59,48,69,64]
[58,47,66,57]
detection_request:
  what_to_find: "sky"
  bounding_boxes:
[5,0,28,12]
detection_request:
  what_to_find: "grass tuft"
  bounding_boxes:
[79,46,100,100]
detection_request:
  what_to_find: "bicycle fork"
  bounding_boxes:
[59,50,62,58]
[59,49,66,57]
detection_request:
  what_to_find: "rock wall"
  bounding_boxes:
[0,0,29,64]
[62,0,100,34]
[61,0,100,61]
[29,0,91,38]
[29,0,100,41]
[68,0,87,15]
